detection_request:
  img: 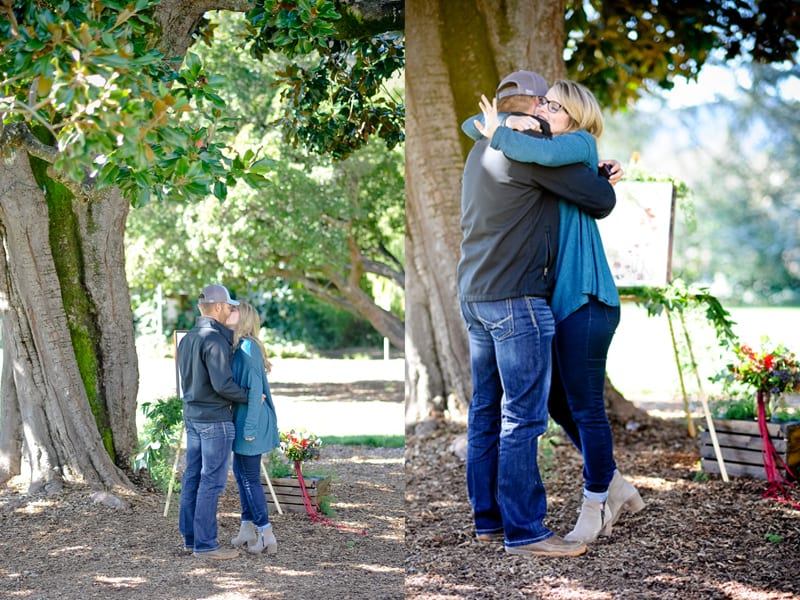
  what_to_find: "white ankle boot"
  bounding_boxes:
[231,521,257,547]
[247,525,278,555]
[601,470,645,536]
[564,496,606,544]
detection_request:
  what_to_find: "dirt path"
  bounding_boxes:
[1,359,406,600]
[136,357,405,437]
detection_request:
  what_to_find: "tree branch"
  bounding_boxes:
[0,122,58,163]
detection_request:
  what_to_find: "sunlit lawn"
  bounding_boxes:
[607,304,800,416]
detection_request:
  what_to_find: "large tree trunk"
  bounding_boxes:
[404,0,567,422]
[0,150,135,492]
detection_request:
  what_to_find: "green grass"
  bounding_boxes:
[322,434,404,448]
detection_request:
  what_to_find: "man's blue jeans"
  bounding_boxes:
[233,453,271,528]
[549,297,620,494]
[179,419,235,553]
[461,296,555,547]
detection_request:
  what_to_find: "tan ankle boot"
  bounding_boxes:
[564,496,606,544]
[247,525,278,555]
[231,521,257,547]
[601,470,645,536]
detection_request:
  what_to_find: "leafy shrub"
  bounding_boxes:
[134,396,183,492]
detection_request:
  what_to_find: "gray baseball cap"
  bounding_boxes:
[496,70,548,99]
[198,284,239,306]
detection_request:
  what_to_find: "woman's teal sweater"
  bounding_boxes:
[231,338,280,455]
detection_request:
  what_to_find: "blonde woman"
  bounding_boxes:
[226,302,279,555]
[463,80,644,544]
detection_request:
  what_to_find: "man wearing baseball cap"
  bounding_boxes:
[457,70,616,557]
[178,284,247,559]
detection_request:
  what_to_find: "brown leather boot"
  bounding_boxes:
[505,535,587,557]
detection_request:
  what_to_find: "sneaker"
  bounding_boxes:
[193,547,239,560]
[505,535,587,557]
[476,532,504,543]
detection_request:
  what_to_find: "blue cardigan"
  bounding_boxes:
[462,116,619,323]
[231,338,279,455]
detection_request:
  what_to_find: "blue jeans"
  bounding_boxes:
[233,453,270,528]
[548,297,620,494]
[179,419,235,553]
[461,296,555,547]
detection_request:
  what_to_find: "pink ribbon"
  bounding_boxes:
[756,390,800,509]
[293,461,368,534]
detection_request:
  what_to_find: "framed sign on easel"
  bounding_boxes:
[599,181,730,481]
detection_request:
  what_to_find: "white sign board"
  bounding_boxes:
[597,181,676,288]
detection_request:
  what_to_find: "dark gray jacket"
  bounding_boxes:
[178,316,248,422]
[458,135,615,301]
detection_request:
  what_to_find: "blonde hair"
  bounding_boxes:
[548,79,604,138]
[233,302,272,373]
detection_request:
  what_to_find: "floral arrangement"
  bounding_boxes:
[727,341,800,397]
[279,429,322,463]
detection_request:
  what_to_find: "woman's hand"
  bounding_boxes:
[474,94,500,139]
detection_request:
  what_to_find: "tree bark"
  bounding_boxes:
[0,315,22,485]
[404,0,567,422]
[0,151,132,492]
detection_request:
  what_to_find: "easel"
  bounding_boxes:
[602,181,729,482]
[163,330,283,517]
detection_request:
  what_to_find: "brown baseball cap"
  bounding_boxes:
[496,70,548,100]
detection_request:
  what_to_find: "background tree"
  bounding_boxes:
[405,0,799,422]
[125,14,404,351]
[0,0,403,492]
[602,60,800,306]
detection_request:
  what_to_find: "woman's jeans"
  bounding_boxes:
[233,452,271,528]
[179,419,235,552]
[548,297,620,494]
[461,296,555,547]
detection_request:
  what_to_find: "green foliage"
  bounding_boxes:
[630,280,739,350]
[602,61,800,305]
[264,448,293,477]
[318,493,336,516]
[245,2,404,159]
[259,287,383,350]
[1,2,246,203]
[765,533,783,543]
[565,0,800,109]
[133,396,183,492]
[321,434,404,448]
[711,394,757,421]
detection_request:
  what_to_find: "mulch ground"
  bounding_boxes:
[0,444,404,600]
[406,413,800,600]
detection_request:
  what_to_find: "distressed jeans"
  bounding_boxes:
[548,296,620,494]
[179,419,235,553]
[461,296,555,547]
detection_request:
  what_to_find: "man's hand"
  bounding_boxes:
[599,159,624,185]
[504,114,541,132]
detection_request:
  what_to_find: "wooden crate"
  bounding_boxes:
[700,419,800,479]
[265,475,331,513]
